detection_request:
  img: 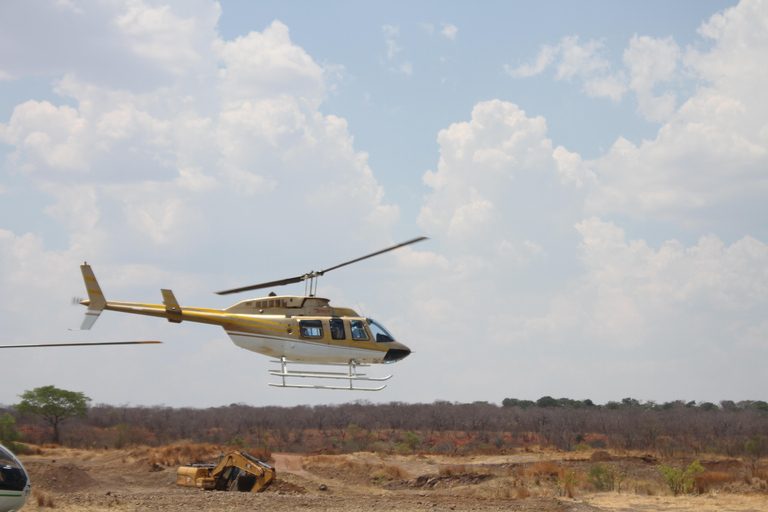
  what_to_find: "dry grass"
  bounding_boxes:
[372,462,412,481]
[696,471,735,493]
[303,454,336,465]
[514,486,531,499]
[243,446,272,461]
[527,461,563,479]
[338,458,371,475]
[33,489,56,508]
[145,443,226,466]
[304,454,411,483]
[385,463,412,479]
[439,464,469,476]
[752,467,768,481]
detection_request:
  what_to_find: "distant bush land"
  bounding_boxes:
[2,397,766,457]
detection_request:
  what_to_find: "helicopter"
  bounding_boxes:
[71,237,425,391]
[0,443,30,512]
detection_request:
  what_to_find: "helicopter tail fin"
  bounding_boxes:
[79,263,106,330]
[161,289,183,323]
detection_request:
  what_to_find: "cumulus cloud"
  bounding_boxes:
[215,21,325,107]
[587,2,768,232]
[418,100,593,247]
[115,0,208,75]
[623,35,681,121]
[0,2,398,269]
[555,36,610,81]
[504,44,558,78]
[407,2,768,402]
[0,0,220,91]
[1,101,91,172]
[516,218,768,352]
[507,33,684,117]
[505,36,627,102]
[502,2,768,235]
[441,23,457,40]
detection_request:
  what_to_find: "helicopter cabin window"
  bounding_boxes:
[350,320,368,340]
[330,319,345,340]
[299,320,323,338]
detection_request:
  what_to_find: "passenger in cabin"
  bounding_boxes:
[330,320,345,340]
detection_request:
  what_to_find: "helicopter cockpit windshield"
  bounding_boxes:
[0,444,28,492]
[367,318,395,343]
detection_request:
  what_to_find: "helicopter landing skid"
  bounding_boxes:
[269,357,392,391]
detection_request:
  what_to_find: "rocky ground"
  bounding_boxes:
[17,448,768,511]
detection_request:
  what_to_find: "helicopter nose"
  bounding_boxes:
[384,345,411,362]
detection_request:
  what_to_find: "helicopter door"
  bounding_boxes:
[297,319,330,359]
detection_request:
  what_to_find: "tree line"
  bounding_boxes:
[2,389,767,459]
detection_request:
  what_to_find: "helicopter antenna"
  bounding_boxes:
[215,236,427,296]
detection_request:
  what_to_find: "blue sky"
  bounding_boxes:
[2,0,767,408]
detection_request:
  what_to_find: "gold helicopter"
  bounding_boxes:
[70,237,425,391]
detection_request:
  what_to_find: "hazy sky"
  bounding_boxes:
[2,0,766,408]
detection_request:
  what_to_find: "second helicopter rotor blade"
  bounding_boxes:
[0,341,163,349]
[320,236,428,274]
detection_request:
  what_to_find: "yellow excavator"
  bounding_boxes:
[177,451,276,492]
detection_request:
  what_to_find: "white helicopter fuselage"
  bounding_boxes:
[227,318,392,364]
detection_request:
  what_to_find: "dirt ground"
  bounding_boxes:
[17,447,768,512]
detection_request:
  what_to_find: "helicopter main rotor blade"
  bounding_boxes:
[214,236,428,296]
[215,275,306,296]
[0,341,163,349]
[320,236,428,274]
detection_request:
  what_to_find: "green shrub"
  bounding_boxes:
[588,463,614,491]
[659,460,704,496]
[227,434,248,449]
[745,435,766,461]
[403,431,422,450]
[0,413,25,454]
